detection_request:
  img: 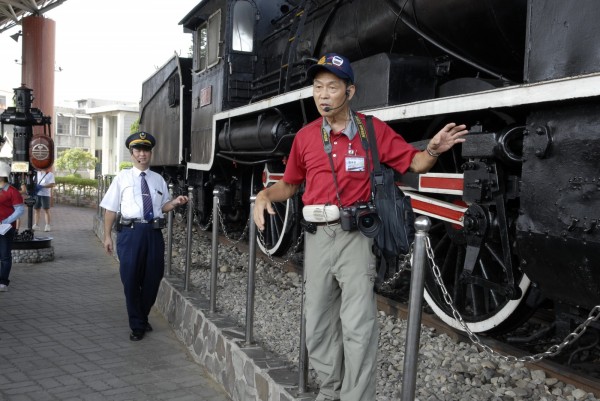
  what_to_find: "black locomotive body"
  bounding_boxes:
[139,0,600,335]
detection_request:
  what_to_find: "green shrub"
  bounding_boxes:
[55,176,99,198]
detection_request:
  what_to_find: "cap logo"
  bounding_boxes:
[139,132,147,140]
[331,56,344,67]
[308,53,354,83]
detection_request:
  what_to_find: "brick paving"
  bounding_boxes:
[0,204,231,401]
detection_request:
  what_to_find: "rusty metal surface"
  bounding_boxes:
[21,16,55,137]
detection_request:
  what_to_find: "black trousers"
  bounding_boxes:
[116,223,165,331]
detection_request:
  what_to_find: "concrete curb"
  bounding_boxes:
[155,275,316,401]
[94,214,316,401]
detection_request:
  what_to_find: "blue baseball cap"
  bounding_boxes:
[307,53,354,83]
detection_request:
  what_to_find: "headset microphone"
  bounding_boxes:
[323,91,350,112]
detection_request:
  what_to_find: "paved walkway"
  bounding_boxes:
[0,205,231,401]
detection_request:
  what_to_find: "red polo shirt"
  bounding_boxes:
[283,113,418,206]
[0,184,23,228]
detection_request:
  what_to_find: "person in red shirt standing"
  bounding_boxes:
[0,162,25,292]
[253,53,468,401]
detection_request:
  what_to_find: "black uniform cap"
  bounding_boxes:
[126,132,156,150]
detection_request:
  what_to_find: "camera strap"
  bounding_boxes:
[364,115,383,197]
[321,112,372,208]
[321,121,344,208]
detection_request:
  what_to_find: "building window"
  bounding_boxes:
[56,116,71,135]
[232,1,255,52]
[194,10,221,72]
[96,118,103,137]
[76,118,89,136]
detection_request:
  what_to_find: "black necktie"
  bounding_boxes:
[140,172,154,221]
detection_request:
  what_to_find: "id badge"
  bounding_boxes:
[345,156,365,172]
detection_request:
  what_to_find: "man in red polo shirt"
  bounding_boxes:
[253,53,467,401]
[0,162,25,292]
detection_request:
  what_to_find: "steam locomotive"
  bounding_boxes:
[139,0,600,336]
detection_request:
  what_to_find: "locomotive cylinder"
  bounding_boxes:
[218,114,292,152]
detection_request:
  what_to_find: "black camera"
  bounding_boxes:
[340,202,381,238]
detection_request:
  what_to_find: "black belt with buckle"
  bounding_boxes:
[120,217,165,229]
[314,219,340,226]
[301,219,339,234]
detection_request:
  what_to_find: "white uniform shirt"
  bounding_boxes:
[100,167,171,219]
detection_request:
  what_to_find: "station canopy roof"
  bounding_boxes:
[0,0,67,34]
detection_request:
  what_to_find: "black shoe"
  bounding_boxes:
[145,322,153,332]
[130,330,145,341]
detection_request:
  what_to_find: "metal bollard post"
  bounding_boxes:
[210,190,219,313]
[96,175,102,218]
[166,183,174,276]
[298,233,309,394]
[245,195,257,345]
[401,216,431,401]
[184,186,194,291]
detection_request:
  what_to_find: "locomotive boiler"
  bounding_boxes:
[139,0,600,336]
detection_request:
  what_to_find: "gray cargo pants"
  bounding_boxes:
[304,224,379,401]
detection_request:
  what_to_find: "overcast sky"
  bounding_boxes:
[0,0,199,105]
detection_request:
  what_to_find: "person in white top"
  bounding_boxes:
[32,167,55,232]
[100,131,188,341]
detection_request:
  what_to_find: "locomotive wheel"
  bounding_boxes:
[419,115,534,334]
[422,218,532,334]
[256,197,295,256]
[254,164,297,257]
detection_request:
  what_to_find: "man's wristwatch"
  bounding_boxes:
[426,146,440,158]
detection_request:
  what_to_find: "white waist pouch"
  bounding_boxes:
[302,204,340,223]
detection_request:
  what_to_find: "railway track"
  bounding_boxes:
[208,229,600,397]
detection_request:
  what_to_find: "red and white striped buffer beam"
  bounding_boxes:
[400,172,467,227]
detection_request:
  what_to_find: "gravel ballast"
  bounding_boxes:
[167,221,599,401]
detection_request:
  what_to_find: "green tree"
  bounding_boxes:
[119,161,133,170]
[130,118,140,134]
[55,148,98,177]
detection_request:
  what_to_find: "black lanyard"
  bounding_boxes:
[320,113,372,207]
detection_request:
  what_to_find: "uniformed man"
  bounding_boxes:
[100,132,188,341]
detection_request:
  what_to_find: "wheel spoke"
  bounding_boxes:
[479,258,501,309]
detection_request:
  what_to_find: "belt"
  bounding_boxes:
[120,218,165,227]
[315,219,340,226]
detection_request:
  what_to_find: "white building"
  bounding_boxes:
[56,99,139,177]
[0,89,16,165]
[1,92,138,177]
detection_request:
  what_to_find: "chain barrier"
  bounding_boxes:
[423,236,600,363]
[196,211,213,232]
[183,198,303,270]
[256,225,305,269]
[216,204,250,245]
[189,201,247,245]
[178,197,600,363]
[378,246,414,292]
